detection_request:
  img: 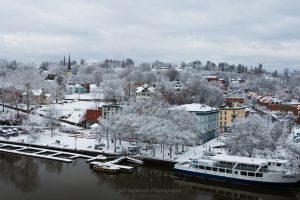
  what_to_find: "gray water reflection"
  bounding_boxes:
[0,153,299,200]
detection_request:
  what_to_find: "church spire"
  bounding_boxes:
[67,54,71,71]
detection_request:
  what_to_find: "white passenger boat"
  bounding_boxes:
[174,154,300,186]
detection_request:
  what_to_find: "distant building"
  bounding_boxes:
[45,74,58,81]
[225,97,245,107]
[135,84,155,100]
[66,54,72,77]
[22,89,52,105]
[174,79,183,91]
[84,109,102,128]
[66,84,88,94]
[203,76,219,82]
[102,104,123,119]
[219,104,247,132]
[172,103,219,141]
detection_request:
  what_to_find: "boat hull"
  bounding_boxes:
[174,168,299,187]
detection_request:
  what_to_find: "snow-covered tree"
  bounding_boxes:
[44,105,60,137]
[225,115,271,157]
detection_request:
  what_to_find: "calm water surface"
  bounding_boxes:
[0,153,299,200]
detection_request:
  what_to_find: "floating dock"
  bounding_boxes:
[0,142,93,163]
[89,156,143,173]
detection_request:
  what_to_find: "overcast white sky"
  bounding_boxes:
[0,0,300,71]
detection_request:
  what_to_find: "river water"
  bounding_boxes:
[0,153,299,200]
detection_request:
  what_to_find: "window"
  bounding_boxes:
[248,172,255,177]
[206,167,211,171]
[219,168,225,173]
[256,173,263,177]
[212,167,218,172]
[276,163,282,167]
[199,165,205,170]
[241,171,247,176]
[235,171,238,175]
[226,169,232,174]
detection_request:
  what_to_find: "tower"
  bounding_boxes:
[66,54,72,77]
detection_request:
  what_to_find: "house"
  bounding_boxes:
[66,84,88,94]
[225,97,245,106]
[84,109,102,128]
[174,79,183,91]
[102,104,123,119]
[219,104,247,132]
[22,89,52,105]
[203,76,219,82]
[172,103,219,141]
[135,84,155,100]
[45,74,57,81]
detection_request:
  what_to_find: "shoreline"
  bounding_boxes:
[0,139,178,168]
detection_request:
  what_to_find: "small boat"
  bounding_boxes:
[93,163,119,174]
[174,154,300,186]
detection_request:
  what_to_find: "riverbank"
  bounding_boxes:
[0,131,226,168]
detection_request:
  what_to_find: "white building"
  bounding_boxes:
[135,84,155,100]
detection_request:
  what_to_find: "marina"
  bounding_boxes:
[0,142,143,174]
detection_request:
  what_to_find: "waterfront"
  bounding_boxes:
[0,153,299,200]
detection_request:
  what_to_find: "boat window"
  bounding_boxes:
[268,163,271,165]
[235,171,238,174]
[241,171,247,176]
[276,163,282,167]
[212,167,218,171]
[226,169,232,174]
[219,168,225,173]
[256,173,263,177]
[206,167,211,171]
[248,172,255,177]
[199,165,205,170]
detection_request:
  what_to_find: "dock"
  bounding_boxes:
[0,142,143,174]
[89,156,143,173]
[0,142,93,163]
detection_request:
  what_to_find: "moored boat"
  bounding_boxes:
[174,154,300,186]
[93,163,119,174]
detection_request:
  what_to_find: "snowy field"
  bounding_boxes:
[35,101,106,124]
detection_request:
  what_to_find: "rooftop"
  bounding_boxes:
[211,154,287,165]
[172,103,217,112]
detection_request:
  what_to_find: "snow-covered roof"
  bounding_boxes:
[212,154,287,165]
[203,76,218,79]
[22,89,43,96]
[136,84,155,93]
[32,89,43,96]
[172,103,217,112]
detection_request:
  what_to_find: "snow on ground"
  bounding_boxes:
[35,101,106,124]
[64,92,104,100]
[1,128,226,162]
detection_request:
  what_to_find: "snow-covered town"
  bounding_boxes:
[1,1,300,200]
[1,57,300,164]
